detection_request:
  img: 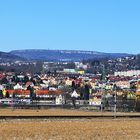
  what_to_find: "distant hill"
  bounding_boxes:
[0,51,25,62]
[10,49,131,62]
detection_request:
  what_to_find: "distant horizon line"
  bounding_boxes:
[1,49,137,55]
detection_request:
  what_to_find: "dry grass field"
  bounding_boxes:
[0,109,140,140]
[0,119,140,140]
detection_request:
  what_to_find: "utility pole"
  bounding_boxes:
[113,84,117,118]
[101,64,105,113]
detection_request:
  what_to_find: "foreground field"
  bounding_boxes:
[0,108,140,116]
[0,119,140,140]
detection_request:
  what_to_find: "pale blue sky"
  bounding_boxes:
[0,0,140,54]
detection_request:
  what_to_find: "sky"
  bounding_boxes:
[0,0,140,54]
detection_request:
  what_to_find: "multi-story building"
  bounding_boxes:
[114,70,140,77]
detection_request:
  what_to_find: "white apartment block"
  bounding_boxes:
[114,70,140,77]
